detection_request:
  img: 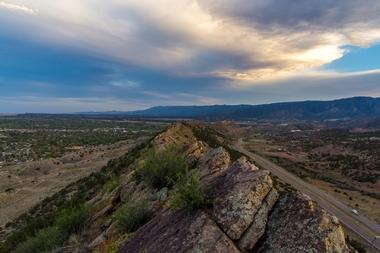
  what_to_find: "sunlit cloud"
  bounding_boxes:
[0,1,37,14]
[5,0,377,83]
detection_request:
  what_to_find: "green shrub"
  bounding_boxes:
[170,171,206,211]
[12,205,88,253]
[13,227,63,253]
[102,176,121,193]
[346,236,366,253]
[138,145,188,189]
[115,199,151,233]
[55,204,88,236]
[191,126,220,148]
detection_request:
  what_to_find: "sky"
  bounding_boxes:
[1,0,380,113]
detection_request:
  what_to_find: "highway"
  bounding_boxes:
[232,139,380,252]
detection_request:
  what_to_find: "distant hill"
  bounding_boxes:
[124,96,380,120]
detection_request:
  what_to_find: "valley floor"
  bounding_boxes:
[0,139,143,228]
[242,124,380,225]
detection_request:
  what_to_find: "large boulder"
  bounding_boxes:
[257,192,350,253]
[203,157,273,240]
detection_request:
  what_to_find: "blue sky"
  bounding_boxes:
[326,45,380,72]
[1,0,380,113]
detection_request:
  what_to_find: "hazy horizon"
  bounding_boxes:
[1,1,380,113]
[0,95,377,115]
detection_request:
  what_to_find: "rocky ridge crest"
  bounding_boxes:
[115,122,353,253]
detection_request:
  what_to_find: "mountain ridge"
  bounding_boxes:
[78,96,380,121]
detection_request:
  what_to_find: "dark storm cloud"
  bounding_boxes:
[199,0,380,31]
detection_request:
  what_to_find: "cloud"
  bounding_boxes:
[1,0,380,84]
[0,96,144,113]
[0,91,221,113]
[2,68,379,113]
[109,80,140,88]
[220,69,380,105]
[139,91,220,105]
[141,91,172,100]
[2,0,380,113]
[0,1,36,14]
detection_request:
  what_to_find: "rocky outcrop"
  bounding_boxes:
[154,123,208,153]
[203,157,272,240]
[238,188,279,252]
[120,151,277,253]
[114,123,352,253]
[118,135,351,253]
[197,147,231,178]
[257,192,350,253]
[119,210,240,253]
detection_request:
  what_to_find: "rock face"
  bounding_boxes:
[153,123,208,156]
[238,188,279,252]
[117,123,352,253]
[119,210,240,253]
[257,192,350,253]
[203,157,273,240]
[197,147,231,178]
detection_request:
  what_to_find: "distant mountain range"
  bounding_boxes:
[105,96,380,121]
[13,97,380,121]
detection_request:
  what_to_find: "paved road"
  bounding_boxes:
[232,139,380,252]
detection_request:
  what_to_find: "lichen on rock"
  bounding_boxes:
[203,157,273,240]
[257,192,351,253]
[238,188,279,252]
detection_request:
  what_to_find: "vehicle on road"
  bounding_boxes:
[351,209,359,215]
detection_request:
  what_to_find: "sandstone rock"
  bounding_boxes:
[186,140,209,165]
[238,188,279,252]
[119,210,240,253]
[203,157,272,240]
[257,192,350,253]
[91,188,121,222]
[118,123,354,253]
[152,123,210,164]
[230,156,259,172]
[197,147,231,178]
[153,123,201,150]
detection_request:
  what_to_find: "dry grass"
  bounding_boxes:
[243,127,380,225]
[0,139,137,228]
[313,179,380,224]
